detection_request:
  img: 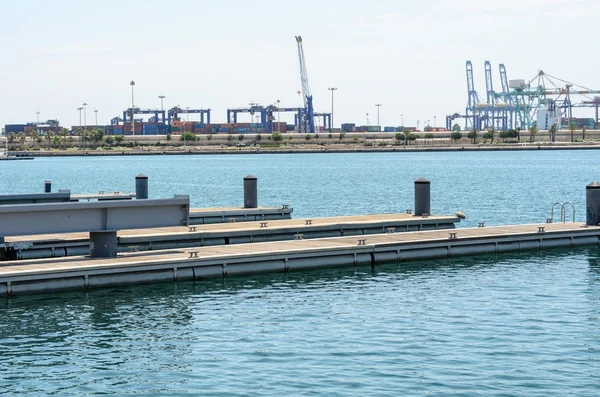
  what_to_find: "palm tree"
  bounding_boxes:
[7,132,16,144]
[93,127,105,148]
[31,130,40,149]
[52,134,62,148]
[568,124,576,143]
[46,131,54,149]
[76,128,84,148]
[17,132,26,147]
[60,128,69,149]
[529,125,538,143]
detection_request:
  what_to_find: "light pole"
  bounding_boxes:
[77,107,83,146]
[434,116,437,128]
[375,104,382,132]
[83,103,87,149]
[130,81,135,135]
[159,95,165,111]
[94,109,98,126]
[366,113,370,127]
[401,114,404,127]
[185,107,190,121]
[36,111,40,124]
[328,87,337,132]
[276,99,281,130]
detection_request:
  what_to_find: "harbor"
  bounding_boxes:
[1,144,599,397]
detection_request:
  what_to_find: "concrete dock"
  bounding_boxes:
[1,222,598,296]
[1,213,459,260]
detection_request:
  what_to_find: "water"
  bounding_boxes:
[1,150,600,395]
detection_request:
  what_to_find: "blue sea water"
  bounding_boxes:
[0,150,600,396]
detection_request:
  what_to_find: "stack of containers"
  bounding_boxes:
[341,123,355,132]
[182,122,195,133]
[142,123,159,135]
[4,124,27,133]
[383,127,396,132]
[122,122,144,135]
[114,125,124,135]
[271,122,287,132]
[219,123,232,133]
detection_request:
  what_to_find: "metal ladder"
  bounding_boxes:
[548,202,575,223]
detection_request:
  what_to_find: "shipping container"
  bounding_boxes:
[143,124,159,135]
[383,127,396,132]
[218,128,231,133]
[4,124,27,133]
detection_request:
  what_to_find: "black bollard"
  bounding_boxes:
[414,178,430,216]
[136,174,148,199]
[244,175,258,208]
[586,181,600,226]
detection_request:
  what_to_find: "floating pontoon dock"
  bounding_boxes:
[1,222,598,296]
[1,213,459,260]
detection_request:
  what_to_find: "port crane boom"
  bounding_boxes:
[295,36,315,133]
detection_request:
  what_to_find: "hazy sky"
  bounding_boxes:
[1,0,599,130]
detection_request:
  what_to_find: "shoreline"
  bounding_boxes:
[7,142,600,157]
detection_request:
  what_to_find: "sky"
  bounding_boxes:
[1,0,599,130]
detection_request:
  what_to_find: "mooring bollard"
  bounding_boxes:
[586,181,600,226]
[414,178,430,217]
[136,174,148,199]
[244,175,258,209]
[44,180,52,193]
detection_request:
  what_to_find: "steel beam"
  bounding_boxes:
[0,195,189,237]
[0,190,72,205]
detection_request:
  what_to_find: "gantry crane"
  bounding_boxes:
[168,106,211,125]
[295,36,315,133]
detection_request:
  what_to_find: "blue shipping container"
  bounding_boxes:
[218,128,231,133]
[143,124,159,135]
[5,124,27,133]
[384,127,396,132]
